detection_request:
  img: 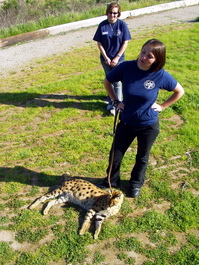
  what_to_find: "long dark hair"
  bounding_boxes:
[141,39,166,72]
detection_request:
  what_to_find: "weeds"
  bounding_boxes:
[0,242,18,265]
[115,236,142,251]
[93,250,106,264]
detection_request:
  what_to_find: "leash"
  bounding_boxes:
[107,108,120,190]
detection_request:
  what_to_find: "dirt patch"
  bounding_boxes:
[0,230,34,251]
[162,114,184,129]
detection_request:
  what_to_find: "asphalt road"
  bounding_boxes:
[0,4,199,75]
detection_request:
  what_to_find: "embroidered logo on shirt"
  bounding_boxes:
[144,80,155,89]
[102,31,108,35]
[114,29,121,36]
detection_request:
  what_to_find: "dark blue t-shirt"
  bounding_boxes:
[93,19,131,61]
[106,60,178,127]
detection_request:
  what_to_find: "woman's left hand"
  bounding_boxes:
[116,101,125,111]
[110,58,119,67]
[151,102,163,112]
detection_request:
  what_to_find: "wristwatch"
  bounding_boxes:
[113,100,120,106]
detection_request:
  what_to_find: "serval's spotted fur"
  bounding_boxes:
[28,174,124,239]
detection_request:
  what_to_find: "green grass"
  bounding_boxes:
[0,0,175,38]
[0,22,198,264]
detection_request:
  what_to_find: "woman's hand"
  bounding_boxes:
[152,83,184,112]
[105,58,111,65]
[117,101,124,111]
[151,102,163,112]
[114,101,125,112]
[110,57,119,67]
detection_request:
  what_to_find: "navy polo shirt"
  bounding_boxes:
[93,19,131,61]
[106,60,178,127]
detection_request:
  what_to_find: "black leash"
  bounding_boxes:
[107,109,120,190]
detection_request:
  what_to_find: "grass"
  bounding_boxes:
[0,21,199,264]
[0,0,175,38]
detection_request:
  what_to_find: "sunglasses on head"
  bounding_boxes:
[108,12,118,15]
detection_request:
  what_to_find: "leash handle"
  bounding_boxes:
[108,109,120,190]
[113,108,120,135]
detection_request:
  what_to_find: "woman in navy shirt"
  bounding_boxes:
[93,2,131,115]
[98,39,184,198]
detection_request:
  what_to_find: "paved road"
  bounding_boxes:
[0,4,199,75]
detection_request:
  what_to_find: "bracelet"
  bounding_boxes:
[117,54,121,57]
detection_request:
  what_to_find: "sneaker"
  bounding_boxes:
[110,108,115,116]
[107,104,113,111]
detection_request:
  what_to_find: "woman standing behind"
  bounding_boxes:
[93,2,131,115]
[97,39,184,198]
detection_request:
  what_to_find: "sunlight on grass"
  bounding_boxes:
[0,22,198,265]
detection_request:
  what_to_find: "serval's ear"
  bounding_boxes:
[109,190,124,207]
[62,172,72,182]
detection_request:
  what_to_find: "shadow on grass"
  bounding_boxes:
[0,92,108,111]
[0,165,131,194]
[0,165,100,187]
[0,165,129,187]
[0,165,63,187]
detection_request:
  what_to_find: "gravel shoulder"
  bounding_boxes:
[0,5,199,75]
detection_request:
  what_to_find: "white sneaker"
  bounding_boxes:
[110,108,115,116]
[107,104,113,111]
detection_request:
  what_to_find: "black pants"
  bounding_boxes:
[105,121,159,188]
